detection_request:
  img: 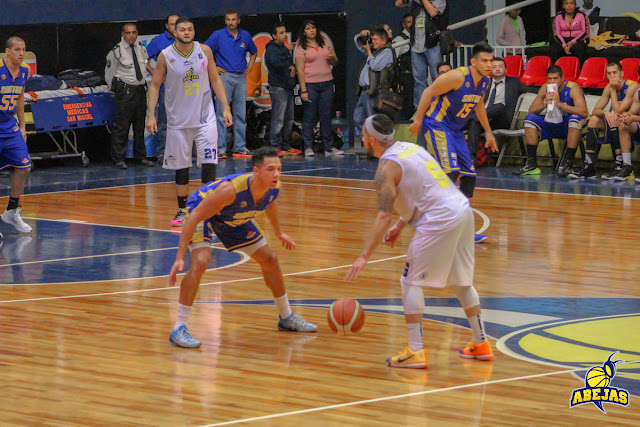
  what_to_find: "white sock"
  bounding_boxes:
[407,323,423,351]
[623,152,632,165]
[174,303,192,330]
[468,314,486,344]
[274,294,292,319]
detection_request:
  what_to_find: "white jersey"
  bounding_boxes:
[380,141,470,231]
[162,42,215,129]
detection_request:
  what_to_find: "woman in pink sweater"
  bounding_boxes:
[496,8,527,55]
[551,0,590,63]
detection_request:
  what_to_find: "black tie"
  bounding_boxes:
[487,80,501,108]
[130,44,143,81]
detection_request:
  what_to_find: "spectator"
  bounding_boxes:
[353,27,395,136]
[395,0,448,109]
[204,8,257,158]
[392,13,414,119]
[264,22,302,157]
[294,19,342,157]
[514,65,588,177]
[436,61,452,76]
[392,13,412,58]
[105,23,153,169]
[551,0,590,63]
[145,13,179,166]
[496,8,526,55]
[580,0,600,39]
[465,57,524,164]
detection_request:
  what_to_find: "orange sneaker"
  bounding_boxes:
[386,345,428,369]
[460,340,493,361]
[284,148,303,155]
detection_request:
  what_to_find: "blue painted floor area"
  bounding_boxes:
[0,220,240,284]
[3,155,639,198]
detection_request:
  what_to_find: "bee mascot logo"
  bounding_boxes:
[570,351,630,413]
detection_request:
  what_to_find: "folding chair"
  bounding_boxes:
[493,92,536,167]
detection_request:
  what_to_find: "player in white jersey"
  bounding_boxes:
[147,16,233,226]
[346,114,493,368]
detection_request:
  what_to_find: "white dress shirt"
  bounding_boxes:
[105,37,148,89]
[486,78,506,107]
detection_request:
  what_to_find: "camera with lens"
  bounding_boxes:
[357,33,372,46]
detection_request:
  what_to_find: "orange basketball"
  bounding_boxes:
[327,299,365,335]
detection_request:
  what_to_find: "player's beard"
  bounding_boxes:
[176,35,193,45]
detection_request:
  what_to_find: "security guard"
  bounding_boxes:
[105,23,153,169]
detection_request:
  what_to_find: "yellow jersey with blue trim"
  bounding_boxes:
[0,59,29,137]
[425,67,490,131]
[187,173,280,228]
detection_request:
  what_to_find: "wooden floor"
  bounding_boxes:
[0,175,639,426]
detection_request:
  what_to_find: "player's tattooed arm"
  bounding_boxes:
[374,160,397,214]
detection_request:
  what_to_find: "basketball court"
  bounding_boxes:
[0,156,638,425]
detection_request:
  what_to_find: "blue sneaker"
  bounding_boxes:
[475,234,488,244]
[277,312,318,332]
[169,325,202,348]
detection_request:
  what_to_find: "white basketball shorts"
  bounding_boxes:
[163,122,218,170]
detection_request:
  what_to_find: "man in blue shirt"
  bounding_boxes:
[204,8,257,159]
[146,13,178,166]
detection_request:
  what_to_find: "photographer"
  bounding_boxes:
[353,27,395,137]
[395,0,447,109]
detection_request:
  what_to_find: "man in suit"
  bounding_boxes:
[466,57,523,164]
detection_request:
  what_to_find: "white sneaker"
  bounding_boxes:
[304,148,315,157]
[325,148,344,156]
[1,207,32,233]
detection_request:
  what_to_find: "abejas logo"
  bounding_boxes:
[570,351,630,413]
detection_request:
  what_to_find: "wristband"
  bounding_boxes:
[301,90,308,94]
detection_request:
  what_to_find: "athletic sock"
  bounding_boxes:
[623,152,632,166]
[7,197,19,211]
[177,196,188,209]
[275,294,293,319]
[565,147,577,162]
[175,303,192,330]
[468,313,486,344]
[408,323,424,351]
[526,144,538,162]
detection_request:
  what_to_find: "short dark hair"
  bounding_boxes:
[472,42,493,58]
[5,36,25,49]
[121,23,137,33]
[272,21,286,36]
[370,114,395,138]
[252,146,280,166]
[606,61,623,72]
[492,57,506,66]
[166,14,179,24]
[437,61,452,71]
[371,28,388,41]
[547,64,563,76]
[225,8,240,18]
[175,16,193,30]
[402,13,413,21]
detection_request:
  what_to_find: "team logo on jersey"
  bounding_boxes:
[1,74,5,80]
[169,58,176,64]
[22,158,29,163]
[570,351,630,413]
[246,231,256,239]
[198,53,203,59]
[240,201,247,208]
[465,82,470,88]
[183,60,193,66]
[183,67,200,83]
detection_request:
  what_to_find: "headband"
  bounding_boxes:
[364,116,395,143]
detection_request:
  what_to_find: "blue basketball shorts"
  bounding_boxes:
[422,118,475,176]
[523,113,582,141]
[0,131,32,171]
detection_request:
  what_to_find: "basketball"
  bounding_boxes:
[327,299,365,335]
[586,367,610,388]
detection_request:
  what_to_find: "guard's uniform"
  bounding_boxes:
[162,42,218,170]
[422,67,490,176]
[187,172,278,254]
[523,81,583,141]
[0,59,31,171]
[380,141,474,288]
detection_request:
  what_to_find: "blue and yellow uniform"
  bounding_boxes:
[422,66,490,175]
[186,172,279,252]
[0,58,31,171]
[524,81,583,142]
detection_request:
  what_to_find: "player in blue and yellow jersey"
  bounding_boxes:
[619,78,640,183]
[518,64,588,177]
[0,37,33,237]
[167,146,317,348]
[408,42,497,244]
[571,62,639,180]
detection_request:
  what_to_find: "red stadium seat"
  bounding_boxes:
[555,56,580,82]
[520,56,551,86]
[576,57,608,88]
[620,58,640,83]
[504,55,524,78]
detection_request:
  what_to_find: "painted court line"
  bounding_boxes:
[200,367,590,426]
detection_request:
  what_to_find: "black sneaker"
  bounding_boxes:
[513,158,541,176]
[613,164,635,181]
[568,164,595,179]
[601,161,622,180]
[557,159,574,178]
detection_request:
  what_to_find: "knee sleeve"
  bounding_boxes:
[202,163,216,184]
[452,285,480,310]
[401,282,425,315]
[459,175,476,199]
[586,128,599,152]
[608,127,620,151]
[175,168,190,185]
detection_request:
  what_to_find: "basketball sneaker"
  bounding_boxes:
[304,148,315,157]
[556,159,574,178]
[386,346,428,369]
[613,164,635,181]
[568,163,595,179]
[460,340,493,360]
[233,148,252,158]
[474,234,488,244]
[325,148,344,156]
[1,207,32,233]
[171,209,187,227]
[169,325,202,348]
[277,312,318,332]
[284,148,303,155]
[513,158,540,176]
